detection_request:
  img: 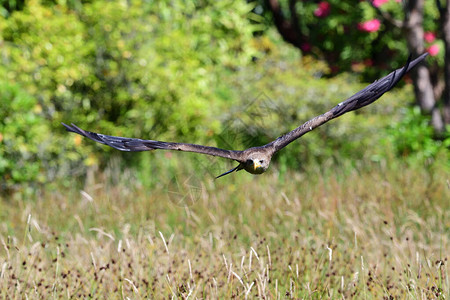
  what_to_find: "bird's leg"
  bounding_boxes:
[215,163,243,179]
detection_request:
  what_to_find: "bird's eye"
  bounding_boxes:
[260,160,264,163]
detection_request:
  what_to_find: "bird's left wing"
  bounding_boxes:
[267,53,428,153]
[63,123,244,161]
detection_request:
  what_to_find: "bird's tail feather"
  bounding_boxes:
[216,164,243,179]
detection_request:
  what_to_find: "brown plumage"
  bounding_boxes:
[63,53,428,178]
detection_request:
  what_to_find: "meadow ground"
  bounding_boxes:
[0,160,448,299]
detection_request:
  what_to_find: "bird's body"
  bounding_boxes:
[240,147,273,174]
[63,53,428,178]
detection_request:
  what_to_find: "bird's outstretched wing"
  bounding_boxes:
[267,53,428,153]
[62,123,244,161]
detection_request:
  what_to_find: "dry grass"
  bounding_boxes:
[0,160,448,299]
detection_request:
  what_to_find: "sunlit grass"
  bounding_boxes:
[0,159,448,298]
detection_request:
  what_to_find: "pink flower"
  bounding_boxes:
[314,1,331,18]
[424,32,436,43]
[358,19,381,32]
[373,0,389,7]
[364,58,374,66]
[330,65,339,73]
[300,43,311,52]
[426,44,439,56]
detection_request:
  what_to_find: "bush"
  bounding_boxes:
[382,106,450,163]
[0,0,258,187]
[1,1,446,191]
[0,82,48,192]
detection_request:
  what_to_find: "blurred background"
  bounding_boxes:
[0,0,448,193]
[0,1,449,298]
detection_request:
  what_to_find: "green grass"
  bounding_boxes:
[0,159,448,298]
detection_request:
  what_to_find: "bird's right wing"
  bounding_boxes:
[267,53,428,153]
[63,123,244,161]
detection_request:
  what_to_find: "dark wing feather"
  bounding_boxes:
[63,123,244,161]
[267,53,428,153]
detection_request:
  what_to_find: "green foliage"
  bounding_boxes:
[258,0,442,77]
[0,0,256,142]
[0,0,25,17]
[382,106,450,163]
[0,82,48,191]
[0,0,446,190]
[0,0,257,187]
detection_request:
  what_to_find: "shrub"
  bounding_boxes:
[382,106,450,163]
[0,0,258,186]
[0,82,48,192]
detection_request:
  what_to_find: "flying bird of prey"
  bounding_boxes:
[63,53,427,178]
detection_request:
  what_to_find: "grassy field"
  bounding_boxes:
[0,159,448,299]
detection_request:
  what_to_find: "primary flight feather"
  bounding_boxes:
[63,53,428,178]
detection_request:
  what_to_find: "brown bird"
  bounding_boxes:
[63,53,427,178]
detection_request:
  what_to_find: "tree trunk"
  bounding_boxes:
[442,0,450,125]
[265,0,302,48]
[404,0,444,132]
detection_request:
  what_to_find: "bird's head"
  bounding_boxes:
[243,156,270,175]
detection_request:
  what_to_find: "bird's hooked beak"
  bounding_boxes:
[253,160,262,171]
